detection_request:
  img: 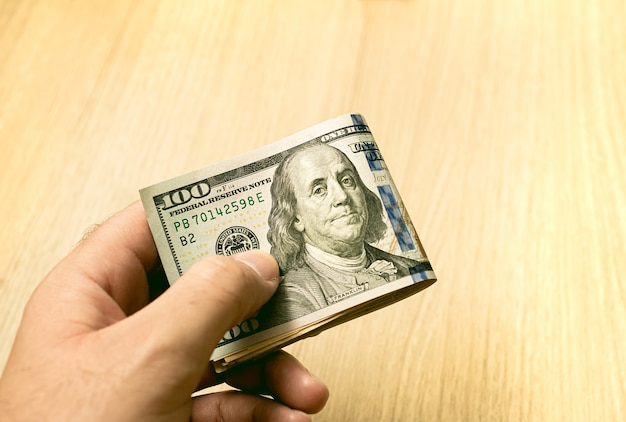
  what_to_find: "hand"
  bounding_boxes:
[0,202,328,421]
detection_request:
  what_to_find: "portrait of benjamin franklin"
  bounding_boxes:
[258,141,431,328]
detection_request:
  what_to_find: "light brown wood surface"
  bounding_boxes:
[1,1,625,420]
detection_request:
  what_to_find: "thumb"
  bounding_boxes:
[126,250,280,368]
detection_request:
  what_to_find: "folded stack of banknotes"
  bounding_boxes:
[140,114,436,372]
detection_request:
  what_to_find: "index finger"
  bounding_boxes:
[53,201,159,315]
[225,351,329,414]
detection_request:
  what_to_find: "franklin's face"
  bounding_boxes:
[289,145,368,258]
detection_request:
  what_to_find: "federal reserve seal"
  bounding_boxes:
[215,226,260,256]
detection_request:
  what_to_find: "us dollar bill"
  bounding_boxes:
[140,114,436,372]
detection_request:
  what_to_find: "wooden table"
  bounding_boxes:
[1,1,624,420]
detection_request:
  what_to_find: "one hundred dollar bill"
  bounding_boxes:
[140,114,436,372]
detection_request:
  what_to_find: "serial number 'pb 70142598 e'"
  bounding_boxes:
[171,193,265,232]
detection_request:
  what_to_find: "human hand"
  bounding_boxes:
[0,202,328,421]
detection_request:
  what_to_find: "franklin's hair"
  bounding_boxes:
[267,141,387,272]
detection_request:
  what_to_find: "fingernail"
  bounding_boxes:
[234,250,279,282]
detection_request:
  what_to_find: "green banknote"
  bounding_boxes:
[140,114,436,371]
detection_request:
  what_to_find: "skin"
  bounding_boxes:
[0,202,328,421]
[290,145,369,258]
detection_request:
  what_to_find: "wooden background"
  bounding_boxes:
[1,1,624,420]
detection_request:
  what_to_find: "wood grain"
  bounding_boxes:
[1,1,624,420]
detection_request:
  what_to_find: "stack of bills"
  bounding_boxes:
[140,114,436,372]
